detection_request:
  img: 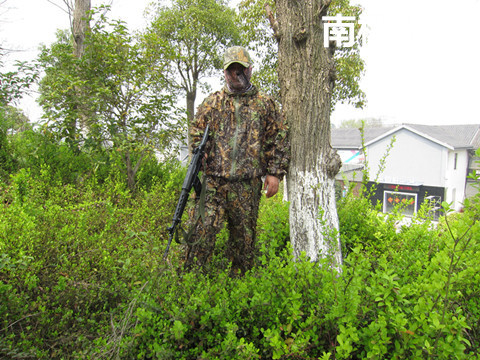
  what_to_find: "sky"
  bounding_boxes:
[1,0,480,127]
[331,0,480,126]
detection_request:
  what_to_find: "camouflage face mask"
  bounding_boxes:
[224,64,252,93]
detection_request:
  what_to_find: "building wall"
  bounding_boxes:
[445,150,469,210]
[365,128,472,212]
[466,153,480,199]
[367,129,448,187]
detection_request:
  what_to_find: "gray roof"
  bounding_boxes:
[335,163,364,181]
[332,124,480,150]
[331,126,395,149]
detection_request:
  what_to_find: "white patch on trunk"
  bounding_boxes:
[288,169,343,268]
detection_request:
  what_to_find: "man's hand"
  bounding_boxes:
[264,175,280,198]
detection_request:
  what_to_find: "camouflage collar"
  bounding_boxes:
[223,85,258,97]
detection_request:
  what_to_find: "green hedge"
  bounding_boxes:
[1,164,480,358]
[95,191,479,359]
[0,165,183,358]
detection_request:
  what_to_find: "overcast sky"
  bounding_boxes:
[1,0,480,127]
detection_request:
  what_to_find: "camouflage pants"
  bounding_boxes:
[184,176,263,273]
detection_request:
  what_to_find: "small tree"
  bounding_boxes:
[145,0,240,134]
[38,14,182,191]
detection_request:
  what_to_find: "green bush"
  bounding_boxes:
[0,164,183,358]
[0,107,18,180]
[0,129,16,180]
[2,155,480,359]
[108,251,337,360]
[256,193,290,262]
[109,187,480,359]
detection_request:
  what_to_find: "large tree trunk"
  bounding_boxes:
[275,0,343,267]
[73,0,91,59]
[70,0,91,146]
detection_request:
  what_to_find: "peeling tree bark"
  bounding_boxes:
[274,0,343,267]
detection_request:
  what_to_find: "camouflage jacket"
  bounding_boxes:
[190,85,289,181]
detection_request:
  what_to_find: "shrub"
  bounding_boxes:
[113,187,480,359]
[2,161,480,359]
[0,164,182,358]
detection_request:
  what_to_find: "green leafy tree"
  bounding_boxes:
[0,51,37,179]
[340,118,384,128]
[0,61,38,108]
[145,0,240,132]
[237,0,365,108]
[37,30,81,148]
[38,14,182,191]
[236,0,281,99]
[328,0,366,109]
[1,106,30,133]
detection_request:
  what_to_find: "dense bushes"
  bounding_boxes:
[112,190,479,359]
[2,136,480,358]
[0,160,184,358]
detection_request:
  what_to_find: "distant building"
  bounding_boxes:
[332,124,480,218]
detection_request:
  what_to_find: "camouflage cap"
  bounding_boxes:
[223,46,252,70]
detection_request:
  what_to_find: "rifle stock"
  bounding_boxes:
[163,124,209,260]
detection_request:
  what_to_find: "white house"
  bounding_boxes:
[332,124,480,217]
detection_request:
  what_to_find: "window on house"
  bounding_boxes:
[383,191,417,217]
[454,153,458,170]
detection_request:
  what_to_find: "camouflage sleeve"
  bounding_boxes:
[190,96,213,153]
[264,98,290,180]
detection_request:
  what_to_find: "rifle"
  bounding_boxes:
[163,124,210,260]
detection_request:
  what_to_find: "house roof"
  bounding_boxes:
[332,124,480,150]
[335,163,364,181]
[331,126,395,149]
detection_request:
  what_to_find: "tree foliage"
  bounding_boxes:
[237,0,366,108]
[0,61,38,108]
[236,0,280,99]
[38,11,183,190]
[0,52,37,181]
[328,0,366,109]
[145,0,240,127]
[339,117,384,128]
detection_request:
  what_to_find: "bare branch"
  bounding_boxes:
[265,4,280,41]
[45,0,71,16]
[316,0,332,18]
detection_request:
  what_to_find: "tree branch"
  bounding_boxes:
[265,4,280,41]
[317,0,332,18]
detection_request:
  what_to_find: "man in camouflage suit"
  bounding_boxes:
[184,46,289,274]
